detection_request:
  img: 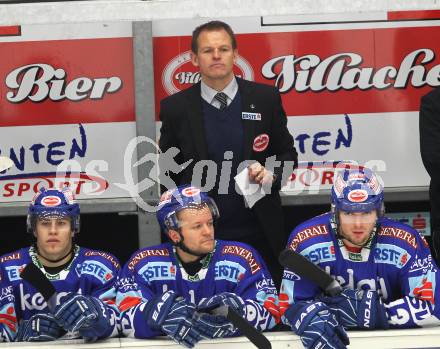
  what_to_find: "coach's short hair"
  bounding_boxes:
[191,20,237,53]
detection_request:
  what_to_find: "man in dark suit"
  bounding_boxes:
[420,87,440,264]
[158,20,298,285]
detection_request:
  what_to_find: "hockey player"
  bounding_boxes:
[0,187,120,342]
[280,168,440,349]
[116,185,279,348]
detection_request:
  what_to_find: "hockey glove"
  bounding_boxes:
[54,293,112,340]
[192,312,237,339]
[284,301,349,349]
[197,292,246,317]
[144,290,202,348]
[319,288,389,330]
[16,313,64,342]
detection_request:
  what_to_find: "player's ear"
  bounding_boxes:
[168,229,181,244]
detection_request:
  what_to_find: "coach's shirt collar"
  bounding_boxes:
[200,77,238,109]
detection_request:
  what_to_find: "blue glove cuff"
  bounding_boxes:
[356,290,389,329]
[145,291,178,330]
[374,296,389,329]
[78,297,112,340]
[320,288,390,330]
[197,292,245,318]
[284,301,327,334]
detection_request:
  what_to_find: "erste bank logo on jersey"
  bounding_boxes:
[301,241,336,264]
[373,243,410,269]
[214,260,246,283]
[76,260,114,284]
[138,261,176,282]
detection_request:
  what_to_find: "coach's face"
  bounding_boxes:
[191,29,237,89]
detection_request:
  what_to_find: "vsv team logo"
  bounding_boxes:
[162,50,254,95]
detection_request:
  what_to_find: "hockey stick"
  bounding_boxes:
[20,263,57,311]
[21,263,106,342]
[278,249,342,296]
[0,156,13,172]
[21,264,270,348]
[212,305,271,349]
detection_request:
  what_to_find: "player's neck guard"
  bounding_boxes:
[30,244,80,280]
[34,242,75,264]
[173,243,216,282]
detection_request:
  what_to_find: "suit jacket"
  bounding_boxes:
[158,77,298,256]
[420,87,440,233]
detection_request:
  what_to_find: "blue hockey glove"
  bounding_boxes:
[319,288,389,330]
[54,293,111,340]
[16,313,64,342]
[285,301,349,349]
[197,292,246,317]
[144,290,202,348]
[192,312,237,339]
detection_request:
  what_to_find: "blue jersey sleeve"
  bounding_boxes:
[218,243,280,330]
[116,250,164,338]
[279,217,329,324]
[385,232,440,328]
[79,250,121,338]
[0,265,17,342]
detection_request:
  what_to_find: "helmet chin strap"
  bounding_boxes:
[173,231,207,258]
[35,243,75,264]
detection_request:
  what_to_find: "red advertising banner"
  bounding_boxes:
[0,23,138,202]
[0,37,135,127]
[152,14,440,189]
[153,25,440,118]
[0,26,21,36]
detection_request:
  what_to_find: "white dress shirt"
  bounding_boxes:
[200,78,238,110]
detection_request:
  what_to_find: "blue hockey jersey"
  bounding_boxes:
[0,245,121,341]
[280,213,440,329]
[116,240,279,338]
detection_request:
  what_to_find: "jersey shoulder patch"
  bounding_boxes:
[288,219,332,252]
[377,218,418,250]
[219,241,262,275]
[126,245,171,271]
[0,251,22,264]
[83,249,121,270]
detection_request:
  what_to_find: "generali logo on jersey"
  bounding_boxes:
[161,50,254,95]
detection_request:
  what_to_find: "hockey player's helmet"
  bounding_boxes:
[27,187,80,234]
[331,168,384,215]
[156,185,219,233]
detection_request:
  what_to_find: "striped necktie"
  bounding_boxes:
[214,92,228,110]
